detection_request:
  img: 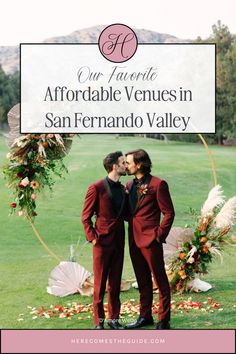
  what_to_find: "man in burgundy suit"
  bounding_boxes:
[82,151,126,330]
[124,149,175,330]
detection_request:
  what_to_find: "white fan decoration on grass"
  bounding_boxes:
[131,276,212,293]
[47,261,92,297]
[187,277,212,292]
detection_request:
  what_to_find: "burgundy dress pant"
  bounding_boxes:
[93,233,124,325]
[129,236,170,322]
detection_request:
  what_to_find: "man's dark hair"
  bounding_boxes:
[125,149,152,174]
[103,151,123,173]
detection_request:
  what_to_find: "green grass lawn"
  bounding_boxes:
[0,134,236,329]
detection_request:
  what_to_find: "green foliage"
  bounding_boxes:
[169,21,236,145]
[207,21,236,144]
[0,65,19,127]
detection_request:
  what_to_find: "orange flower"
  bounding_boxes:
[42,141,49,148]
[179,252,186,260]
[30,181,39,190]
[200,236,207,243]
[202,245,209,253]
[178,270,187,279]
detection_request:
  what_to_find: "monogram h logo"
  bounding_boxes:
[98,24,138,63]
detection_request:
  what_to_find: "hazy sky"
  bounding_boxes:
[0,0,235,45]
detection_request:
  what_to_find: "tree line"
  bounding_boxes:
[0,66,19,130]
[198,20,236,145]
[0,21,235,144]
[162,21,236,145]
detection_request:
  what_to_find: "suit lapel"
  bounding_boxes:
[116,187,126,219]
[127,180,135,214]
[134,191,146,214]
[103,178,116,217]
[103,178,112,199]
[131,175,152,215]
[103,178,125,219]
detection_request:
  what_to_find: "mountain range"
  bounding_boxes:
[0,25,189,74]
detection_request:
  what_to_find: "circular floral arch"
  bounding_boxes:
[4,104,75,261]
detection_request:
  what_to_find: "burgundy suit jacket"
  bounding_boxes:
[82,179,126,244]
[127,175,175,247]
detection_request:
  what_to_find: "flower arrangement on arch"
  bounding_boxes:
[168,185,236,293]
[3,133,75,219]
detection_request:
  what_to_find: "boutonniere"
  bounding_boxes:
[138,184,148,196]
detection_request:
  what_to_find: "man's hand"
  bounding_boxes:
[92,239,97,246]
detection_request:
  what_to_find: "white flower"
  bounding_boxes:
[201,185,225,217]
[187,245,197,258]
[54,134,65,147]
[38,143,46,157]
[205,241,212,248]
[187,257,195,264]
[46,134,54,139]
[20,177,29,187]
